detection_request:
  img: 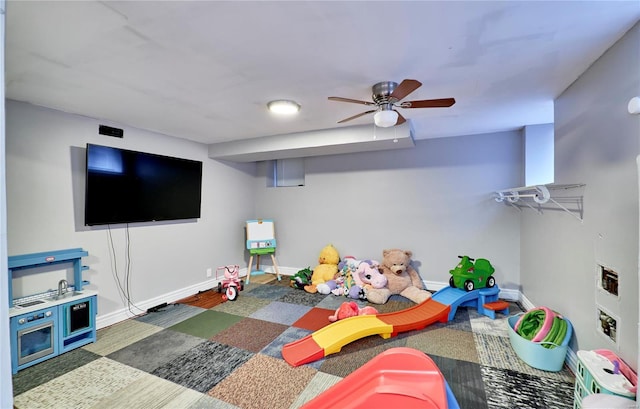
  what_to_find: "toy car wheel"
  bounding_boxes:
[487,276,495,288]
[217,282,223,293]
[449,276,455,288]
[464,280,475,292]
[239,280,244,291]
[226,285,238,301]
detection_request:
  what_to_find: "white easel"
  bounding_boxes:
[245,219,281,284]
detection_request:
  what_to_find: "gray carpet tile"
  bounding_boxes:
[135,303,206,327]
[249,300,312,325]
[259,326,320,365]
[107,328,206,373]
[481,365,575,409]
[186,394,241,409]
[83,319,163,356]
[12,348,101,395]
[13,357,146,409]
[151,340,254,393]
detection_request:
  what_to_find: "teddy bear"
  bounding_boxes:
[328,301,379,322]
[304,244,340,294]
[365,249,431,304]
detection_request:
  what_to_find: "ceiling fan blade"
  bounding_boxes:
[394,110,406,125]
[337,109,377,124]
[399,98,456,108]
[328,96,376,106]
[390,79,422,101]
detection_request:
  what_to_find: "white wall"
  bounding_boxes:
[524,123,554,186]
[520,22,640,370]
[1,1,14,406]
[253,130,524,290]
[6,100,257,322]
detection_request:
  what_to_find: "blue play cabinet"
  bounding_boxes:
[8,248,98,374]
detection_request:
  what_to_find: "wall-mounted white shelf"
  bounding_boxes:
[493,183,586,222]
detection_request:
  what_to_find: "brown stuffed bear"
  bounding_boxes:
[365,249,431,304]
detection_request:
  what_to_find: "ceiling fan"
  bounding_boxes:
[328,79,455,127]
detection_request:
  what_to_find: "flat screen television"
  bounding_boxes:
[84,143,203,226]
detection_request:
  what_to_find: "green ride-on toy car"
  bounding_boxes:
[449,255,495,292]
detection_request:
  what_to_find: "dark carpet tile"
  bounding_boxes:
[134,303,206,328]
[429,354,489,409]
[107,328,205,373]
[319,334,407,378]
[278,288,325,306]
[210,317,289,353]
[12,348,101,395]
[368,298,414,314]
[151,340,253,393]
[168,309,245,339]
[432,306,473,332]
[315,294,367,311]
[244,283,293,300]
[481,365,575,409]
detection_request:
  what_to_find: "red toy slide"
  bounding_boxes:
[282,298,450,366]
[300,347,459,409]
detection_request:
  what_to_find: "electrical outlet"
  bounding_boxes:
[206,268,212,278]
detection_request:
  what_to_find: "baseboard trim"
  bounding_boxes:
[96,278,220,329]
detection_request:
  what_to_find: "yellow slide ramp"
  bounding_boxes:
[311,315,393,356]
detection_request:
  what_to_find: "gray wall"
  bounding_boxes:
[6,100,256,320]
[253,131,524,289]
[520,22,640,370]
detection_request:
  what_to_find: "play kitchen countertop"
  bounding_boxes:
[9,289,98,318]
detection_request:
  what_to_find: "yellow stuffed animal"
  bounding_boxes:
[304,244,340,294]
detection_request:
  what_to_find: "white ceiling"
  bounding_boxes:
[5,1,640,145]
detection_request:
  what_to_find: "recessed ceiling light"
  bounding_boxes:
[267,100,301,115]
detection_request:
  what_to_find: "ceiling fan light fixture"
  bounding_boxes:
[373,110,398,127]
[267,99,301,115]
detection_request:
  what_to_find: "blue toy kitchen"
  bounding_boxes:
[8,248,98,374]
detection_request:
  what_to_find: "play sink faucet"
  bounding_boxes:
[58,279,68,296]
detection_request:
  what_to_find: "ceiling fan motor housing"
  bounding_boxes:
[372,81,398,106]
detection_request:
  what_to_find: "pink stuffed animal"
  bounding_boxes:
[355,260,387,290]
[328,301,379,322]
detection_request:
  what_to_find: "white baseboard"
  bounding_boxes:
[97,267,297,329]
[96,278,220,329]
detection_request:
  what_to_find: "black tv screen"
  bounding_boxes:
[84,143,203,226]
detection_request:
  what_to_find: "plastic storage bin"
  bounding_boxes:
[507,314,572,372]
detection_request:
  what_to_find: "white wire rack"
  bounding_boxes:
[493,183,586,222]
